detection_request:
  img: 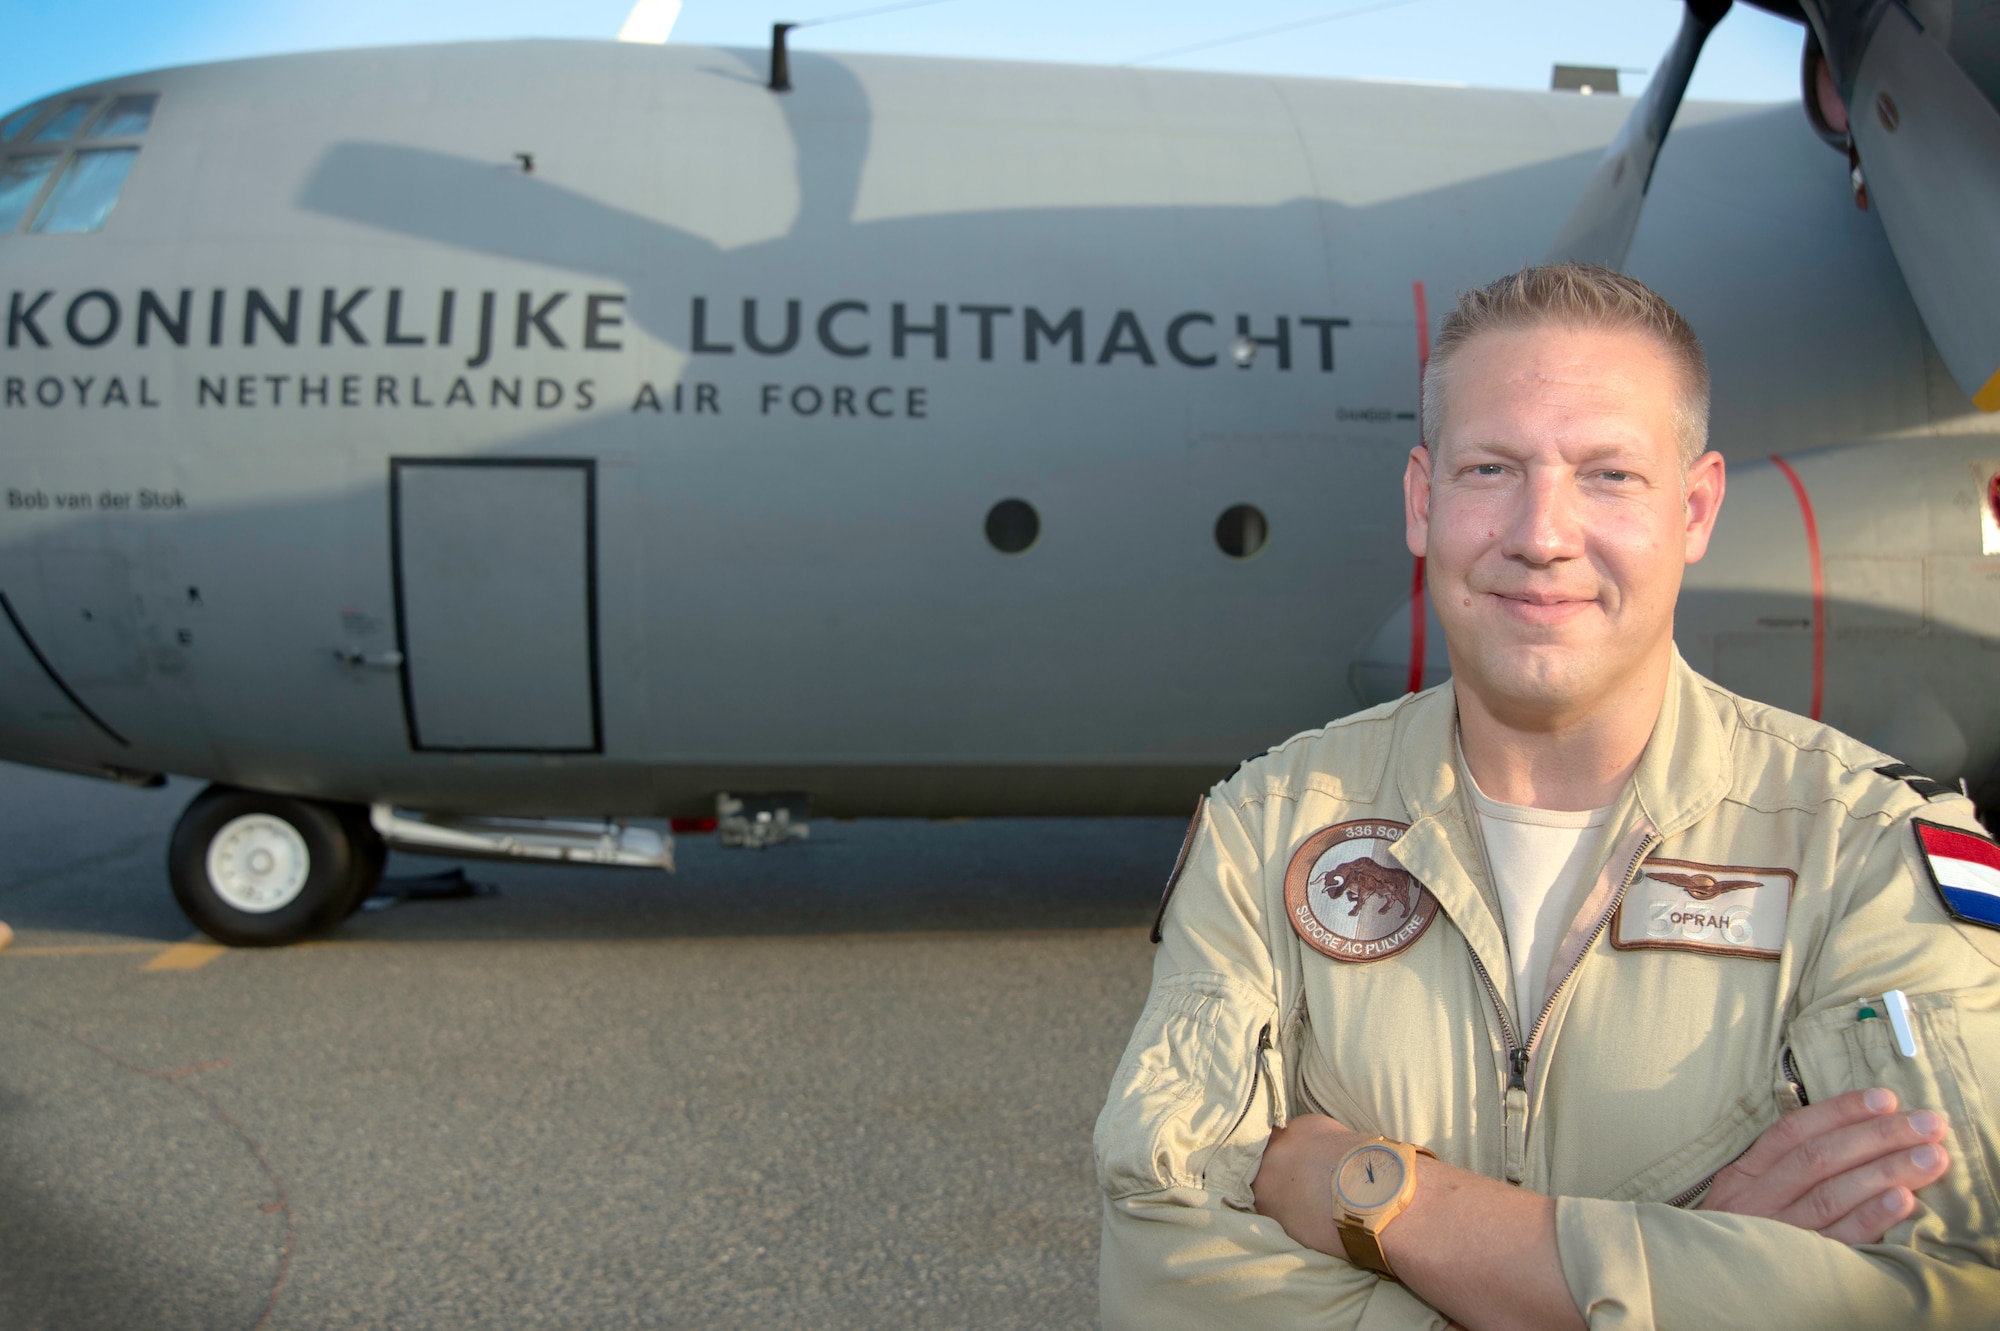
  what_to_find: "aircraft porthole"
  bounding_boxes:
[1215,504,1268,560]
[984,498,1039,555]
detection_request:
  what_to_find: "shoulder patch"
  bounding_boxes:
[1283,820,1438,963]
[1150,796,1205,945]
[1913,819,2000,931]
[1875,763,1959,801]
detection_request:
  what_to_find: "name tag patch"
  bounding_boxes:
[1284,820,1439,963]
[1612,858,1794,960]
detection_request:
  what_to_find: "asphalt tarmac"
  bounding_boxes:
[0,762,1184,1329]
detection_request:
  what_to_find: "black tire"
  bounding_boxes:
[337,804,388,916]
[168,785,360,946]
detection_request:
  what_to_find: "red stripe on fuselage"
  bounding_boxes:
[1407,281,1431,696]
[1770,454,1824,721]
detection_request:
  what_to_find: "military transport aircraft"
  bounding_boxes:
[0,0,1995,944]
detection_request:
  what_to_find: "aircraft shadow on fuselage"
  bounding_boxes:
[290,47,1904,453]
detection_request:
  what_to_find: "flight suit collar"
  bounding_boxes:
[1384,686,1511,985]
[1388,650,1731,839]
[1630,650,1735,841]
[1382,652,1735,1003]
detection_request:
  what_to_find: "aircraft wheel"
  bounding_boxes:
[338,805,387,916]
[168,786,360,946]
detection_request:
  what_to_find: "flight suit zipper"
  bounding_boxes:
[1472,831,1661,1184]
[1208,1022,1280,1187]
[1466,948,1530,1183]
[1782,1045,1811,1107]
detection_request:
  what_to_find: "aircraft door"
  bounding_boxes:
[390,459,601,753]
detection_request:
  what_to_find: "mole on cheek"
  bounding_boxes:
[1463,598,1472,607]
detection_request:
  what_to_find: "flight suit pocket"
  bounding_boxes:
[1788,994,2000,1264]
[1093,972,1277,1211]
[1600,1084,1772,1206]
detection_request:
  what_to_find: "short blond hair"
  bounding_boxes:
[1420,263,1710,468]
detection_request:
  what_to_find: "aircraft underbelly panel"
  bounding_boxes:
[392,459,601,753]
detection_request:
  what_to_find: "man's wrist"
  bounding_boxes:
[1372,1149,1439,1276]
[1329,1134,1435,1281]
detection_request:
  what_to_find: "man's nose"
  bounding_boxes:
[1501,469,1585,565]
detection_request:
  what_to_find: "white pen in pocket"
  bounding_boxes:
[1882,989,1920,1059]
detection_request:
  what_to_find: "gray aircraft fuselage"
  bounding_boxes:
[1,40,1995,819]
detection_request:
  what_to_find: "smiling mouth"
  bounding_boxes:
[1487,591,1597,622]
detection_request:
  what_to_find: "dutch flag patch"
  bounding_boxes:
[1914,820,2000,931]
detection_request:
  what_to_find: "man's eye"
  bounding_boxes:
[1597,470,1635,483]
[1471,464,1505,476]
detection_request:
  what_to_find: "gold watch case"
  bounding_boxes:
[1331,1135,1435,1282]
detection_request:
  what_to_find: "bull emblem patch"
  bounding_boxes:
[1284,820,1439,963]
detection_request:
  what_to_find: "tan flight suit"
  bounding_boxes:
[1096,655,2000,1329]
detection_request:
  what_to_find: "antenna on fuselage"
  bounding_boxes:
[770,22,798,91]
[768,0,960,93]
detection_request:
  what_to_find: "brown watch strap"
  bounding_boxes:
[1337,1220,1397,1281]
[1336,1143,1437,1283]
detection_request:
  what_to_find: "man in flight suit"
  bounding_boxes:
[1095,264,2000,1329]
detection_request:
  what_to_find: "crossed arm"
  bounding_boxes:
[1249,1089,1953,1331]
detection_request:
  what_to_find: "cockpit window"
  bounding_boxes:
[31,99,99,143]
[0,103,44,144]
[87,94,157,138]
[0,154,59,231]
[31,148,137,233]
[2,92,156,234]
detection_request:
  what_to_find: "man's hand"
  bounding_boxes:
[1700,1087,1950,1243]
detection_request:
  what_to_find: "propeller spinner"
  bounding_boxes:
[1829,0,2000,410]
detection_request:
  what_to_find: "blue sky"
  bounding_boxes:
[3,0,1808,119]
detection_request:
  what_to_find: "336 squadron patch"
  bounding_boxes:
[1284,820,1438,963]
[1913,819,2000,930]
[1613,858,1794,959]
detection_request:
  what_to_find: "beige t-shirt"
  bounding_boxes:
[1464,773,1612,1024]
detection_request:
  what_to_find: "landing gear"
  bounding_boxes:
[168,785,376,946]
[338,805,388,916]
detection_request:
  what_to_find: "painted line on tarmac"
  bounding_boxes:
[143,938,228,971]
[4,941,163,957]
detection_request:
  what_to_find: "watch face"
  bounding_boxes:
[1336,1145,1406,1212]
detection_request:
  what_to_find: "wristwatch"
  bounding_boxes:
[1331,1135,1436,1282]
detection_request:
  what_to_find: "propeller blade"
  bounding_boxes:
[1847,3,2000,409]
[1547,0,1733,269]
[618,0,683,44]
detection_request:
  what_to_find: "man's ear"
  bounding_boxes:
[1404,445,1433,559]
[1682,450,1726,564]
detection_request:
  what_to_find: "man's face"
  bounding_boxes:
[1404,323,1724,723]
